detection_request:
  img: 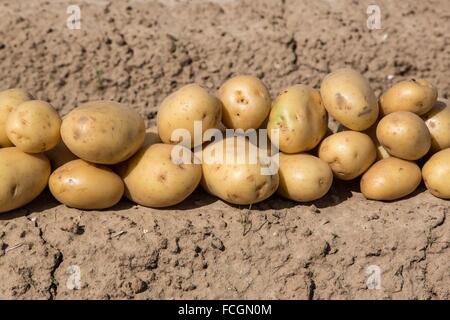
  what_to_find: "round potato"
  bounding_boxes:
[6,100,61,153]
[278,153,332,202]
[0,147,51,213]
[157,84,222,147]
[363,122,390,160]
[380,79,438,115]
[49,159,124,209]
[376,111,431,160]
[45,140,78,169]
[422,148,450,199]
[318,131,376,180]
[201,136,279,205]
[423,99,450,152]
[267,85,327,153]
[361,157,421,200]
[61,101,145,164]
[320,68,378,131]
[120,143,201,207]
[0,88,32,147]
[217,75,271,130]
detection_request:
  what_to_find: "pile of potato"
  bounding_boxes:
[0,68,449,213]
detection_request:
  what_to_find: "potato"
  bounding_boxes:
[422,148,450,199]
[376,111,431,160]
[6,100,61,153]
[267,85,327,153]
[0,147,51,213]
[361,157,422,200]
[120,143,201,207]
[0,88,32,147]
[318,131,376,180]
[61,101,145,164]
[278,153,332,202]
[423,99,450,152]
[320,68,378,131]
[45,140,78,169]
[201,136,279,205]
[49,159,124,209]
[217,75,271,130]
[363,122,390,160]
[379,79,438,115]
[157,84,222,147]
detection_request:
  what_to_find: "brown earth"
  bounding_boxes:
[0,0,449,300]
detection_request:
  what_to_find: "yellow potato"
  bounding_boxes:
[0,88,32,147]
[376,111,431,160]
[422,148,450,199]
[217,75,271,130]
[380,79,438,115]
[278,153,332,202]
[0,147,51,213]
[267,85,327,153]
[361,157,422,201]
[120,143,201,207]
[318,131,376,180]
[61,101,145,164]
[423,99,450,152]
[201,136,279,205]
[320,68,378,131]
[45,140,78,169]
[6,100,61,153]
[363,122,390,160]
[49,159,124,210]
[157,84,222,147]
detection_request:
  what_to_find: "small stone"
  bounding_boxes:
[211,238,225,251]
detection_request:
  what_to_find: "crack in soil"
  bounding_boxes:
[26,215,64,299]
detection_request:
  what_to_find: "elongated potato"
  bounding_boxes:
[423,99,450,152]
[6,100,61,153]
[201,136,279,205]
[267,85,327,153]
[0,147,51,213]
[0,88,32,147]
[376,111,431,160]
[278,153,332,202]
[120,143,202,207]
[422,148,450,199]
[318,131,376,180]
[217,75,271,130]
[361,157,421,201]
[61,101,145,164]
[49,159,124,209]
[380,79,438,115]
[320,68,378,131]
[157,84,222,147]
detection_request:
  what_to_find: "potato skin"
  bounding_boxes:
[120,143,201,207]
[267,85,327,153]
[423,99,450,152]
[363,122,390,160]
[380,79,438,116]
[217,75,271,130]
[422,148,450,199]
[157,84,222,147]
[0,147,51,213]
[320,68,378,131]
[278,153,332,202]
[6,100,61,153]
[376,111,431,160]
[61,101,145,165]
[0,89,32,147]
[361,157,421,201]
[45,140,78,169]
[49,159,124,210]
[318,131,376,180]
[201,136,279,205]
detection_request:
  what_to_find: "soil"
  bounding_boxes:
[0,0,449,300]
